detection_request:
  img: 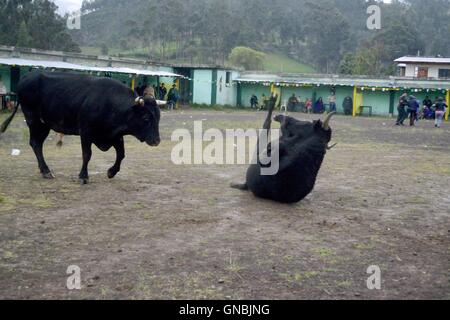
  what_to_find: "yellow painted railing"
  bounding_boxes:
[352,87,363,117]
[131,76,136,91]
[446,90,449,121]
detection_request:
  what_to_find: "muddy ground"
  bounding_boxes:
[0,109,449,300]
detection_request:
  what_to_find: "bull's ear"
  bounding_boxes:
[314,120,323,130]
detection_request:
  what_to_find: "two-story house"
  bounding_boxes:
[395,56,450,79]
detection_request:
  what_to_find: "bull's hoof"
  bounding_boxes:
[42,172,55,180]
[107,168,118,179]
[80,178,89,185]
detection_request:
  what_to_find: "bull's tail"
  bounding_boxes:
[0,102,20,134]
[231,182,249,191]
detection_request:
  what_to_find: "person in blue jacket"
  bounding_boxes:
[407,95,420,126]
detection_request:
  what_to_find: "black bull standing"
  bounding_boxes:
[0,72,161,184]
[232,95,336,204]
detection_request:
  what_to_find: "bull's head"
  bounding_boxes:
[128,97,161,147]
[274,112,336,149]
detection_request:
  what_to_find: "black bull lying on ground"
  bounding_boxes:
[0,71,161,184]
[232,95,336,204]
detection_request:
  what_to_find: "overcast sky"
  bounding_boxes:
[52,0,83,15]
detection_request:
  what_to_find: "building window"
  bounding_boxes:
[225,72,232,86]
[416,67,429,78]
[399,67,406,77]
[438,69,450,78]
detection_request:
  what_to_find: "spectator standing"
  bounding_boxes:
[259,94,268,111]
[343,96,353,115]
[328,92,337,113]
[396,93,408,126]
[305,98,313,114]
[314,97,324,114]
[159,83,167,101]
[407,95,420,126]
[0,76,6,110]
[434,97,448,128]
[167,84,179,111]
[0,77,6,95]
[287,94,299,112]
[423,96,433,109]
[250,94,258,109]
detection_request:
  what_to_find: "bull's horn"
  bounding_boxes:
[327,143,338,150]
[135,97,145,106]
[322,112,336,130]
[156,100,166,106]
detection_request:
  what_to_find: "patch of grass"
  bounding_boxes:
[133,202,147,210]
[227,259,243,273]
[263,53,316,74]
[100,287,109,297]
[438,167,450,175]
[336,280,353,288]
[353,242,375,250]
[3,250,17,260]
[0,194,17,212]
[281,271,320,283]
[283,255,295,263]
[226,251,244,274]
[135,271,221,300]
[311,247,334,258]
[404,197,428,205]
[27,196,54,209]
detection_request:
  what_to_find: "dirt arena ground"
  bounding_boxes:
[0,109,449,300]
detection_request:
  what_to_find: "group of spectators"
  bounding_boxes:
[286,94,337,114]
[0,76,15,111]
[396,94,448,128]
[250,92,337,114]
[135,82,179,111]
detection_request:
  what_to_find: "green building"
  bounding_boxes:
[1,46,449,121]
[235,72,450,120]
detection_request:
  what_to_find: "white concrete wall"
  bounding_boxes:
[404,64,450,78]
[215,70,238,106]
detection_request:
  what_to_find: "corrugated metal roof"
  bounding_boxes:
[394,56,450,64]
[234,73,450,90]
[0,58,183,77]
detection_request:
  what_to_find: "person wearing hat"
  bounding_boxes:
[159,83,167,101]
[434,97,448,128]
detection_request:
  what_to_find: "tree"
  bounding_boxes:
[16,20,32,48]
[338,53,356,75]
[229,47,266,70]
[302,0,350,73]
[0,0,80,52]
